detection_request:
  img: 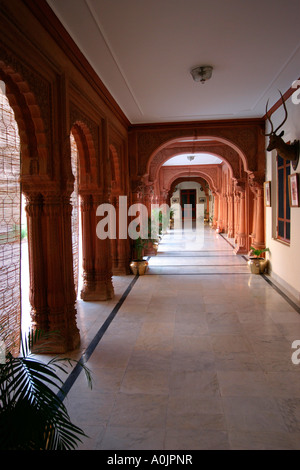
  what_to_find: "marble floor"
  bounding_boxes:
[62,226,300,450]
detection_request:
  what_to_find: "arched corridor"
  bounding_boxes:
[1,0,300,453]
[61,226,300,450]
[148,226,248,275]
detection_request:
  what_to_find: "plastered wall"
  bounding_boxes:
[265,92,300,300]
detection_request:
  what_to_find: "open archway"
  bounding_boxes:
[0,64,50,354]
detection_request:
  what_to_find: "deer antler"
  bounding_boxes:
[264,91,288,136]
[274,91,288,134]
[264,99,273,136]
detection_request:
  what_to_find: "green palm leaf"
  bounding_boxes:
[0,329,92,450]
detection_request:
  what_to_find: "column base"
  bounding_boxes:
[234,233,248,254]
[31,326,81,354]
[80,280,114,301]
[113,266,131,276]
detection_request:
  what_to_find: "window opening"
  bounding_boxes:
[277,155,290,243]
[70,132,82,297]
[0,81,22,353]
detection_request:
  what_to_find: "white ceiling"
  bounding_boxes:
[163,154,222,165]
[46,0,300,124]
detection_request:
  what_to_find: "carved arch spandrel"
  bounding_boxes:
[70,120,98,192]
[109,121,129,195]
[148,143,243,184]
[109,144,122,194]
[69,104,99,191]
[131,122,264,179]
[169,176,210,196]
[163,167,219,195]
[0,58,51,186]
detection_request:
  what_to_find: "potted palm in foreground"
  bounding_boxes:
[0,329,92,450]
[248,246,270,274]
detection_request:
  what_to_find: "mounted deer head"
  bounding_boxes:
[265,91,299,170]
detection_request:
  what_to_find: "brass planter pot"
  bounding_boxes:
[248,257,268,274]
[130,259,148,275]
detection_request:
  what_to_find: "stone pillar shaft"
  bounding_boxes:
[94,194,114,300]
[25,192,48,332]
[234,189,247,254]
[227,195,234,238]
[253,187,265,250]
[43,192,80,352]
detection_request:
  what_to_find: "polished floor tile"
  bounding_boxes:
[62,226,300,450]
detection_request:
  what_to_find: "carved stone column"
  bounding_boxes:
[234,184,247,254]
[111,195,130,275]
[43,192,80,352]
[143,184,154,215]
[213,193,219,229]
[250,191,257,244]
[80,194,95,300]
[160,190,168,206]
[206,194,210,219]
[223,194,228,234]
[253,186,265,250]
[248,174,265,252]
[234,188,240,243]
[110,195,118,274]
[227,195,234,238]
[115,238,131,275]
[24,192,48,332]
[216,194,223,233]
[131,181,144,205]
[94,193,114,300]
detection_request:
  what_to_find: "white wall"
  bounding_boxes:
[265,92,300,300]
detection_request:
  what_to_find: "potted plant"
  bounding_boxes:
[204,210,209,224]
[144,217,159,256]
[248,246,270,274]
[0,329,92,450]
[151,208,169,237]
[130,236,149,275]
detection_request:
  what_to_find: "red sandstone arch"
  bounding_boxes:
[109,144,122,192]
[169,176,211,196]
[71,121,97,190]
[146,135,249,183]
[0,65,51,354]
[156,152,233,187]
[0,64,49,179]
[164,168,219,195]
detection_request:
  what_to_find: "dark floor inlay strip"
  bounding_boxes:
[261,274,300,314]
[149,264,247,267]
[146,272,250,275]
[57,274,139,401]
[156,254,238,258]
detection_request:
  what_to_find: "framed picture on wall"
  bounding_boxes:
[288,173,300,207]
[264,181,271,207]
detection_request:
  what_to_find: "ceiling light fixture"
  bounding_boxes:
[190,65,213,84]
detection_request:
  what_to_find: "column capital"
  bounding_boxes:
[235,179,246,192]
[248,171,265,191]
